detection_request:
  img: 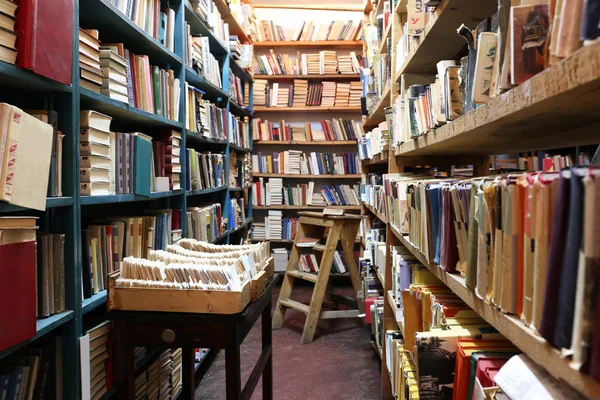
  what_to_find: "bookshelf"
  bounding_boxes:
[254,140,357,145]
[0,0,254,398]
[255,74,360,80]
[254,40,363,48]
[253,105,362,112]
[360,0,600,399]
[253,173,362,179]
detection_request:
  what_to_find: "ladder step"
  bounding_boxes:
[280,299,310,314]
[312,244,326,252]
[287,270,318,283]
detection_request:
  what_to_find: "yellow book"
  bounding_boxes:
[91,238,99,294]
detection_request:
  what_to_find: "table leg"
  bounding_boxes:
[115,321,135,400]
[225,331,242,400]
[182,348,195,399]
[262,298,273,400]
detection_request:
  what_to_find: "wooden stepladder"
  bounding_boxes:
[272,212,363,344]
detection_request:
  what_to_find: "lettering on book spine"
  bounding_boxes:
[4,112,21,199]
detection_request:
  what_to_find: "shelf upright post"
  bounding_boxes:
[176,0,189,237]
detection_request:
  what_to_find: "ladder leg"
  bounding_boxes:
[272,224,308,329]
[339,220,364,315]
[301,224,341,344]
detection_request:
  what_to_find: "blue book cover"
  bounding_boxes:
[0,373,12,399]
[427,184,442,264]
[133,136,151,196]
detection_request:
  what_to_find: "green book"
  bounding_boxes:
[133,135,151,196]
[190,149,197,190]
[152,66,161,117]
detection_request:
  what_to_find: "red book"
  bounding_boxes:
[16,0,73,85]
[130,53,139,108]
[172,210,181,230]
[0,241,36,352]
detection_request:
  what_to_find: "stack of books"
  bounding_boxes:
[36,233,66,318]
[335,83,351,106]
[99,48,128,103]
[266,210,283,240]
[266,178,283,205]
[253,151,361,175]
[187,204,224,242]
[80,110,112,197]
[252,223,266,240]
[157,350,173,398]
[337,55,355,74]
[186,150,225,191]
[154,130,182,191]
[145,357,160,398]
[78,29,103,92]
[312,193,328,206]
[349,82,362,106]
[292,79,308,106]
[186,35,222,88]
[0,0,17,64]
[253,118,361,142]
[252,50,364,75]
[253,179,318,207]
[80,321,111,400]
[321,82,336,107]
[229,35,242,60]
[272,83,289,107]
[135,368,148,400]
[254,79,268,106]
[285,150,303,174]
[320,51,338,74]
[170,348,183,396]
[305,53,320,74]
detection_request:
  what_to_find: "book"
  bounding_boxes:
[510,5,549,85]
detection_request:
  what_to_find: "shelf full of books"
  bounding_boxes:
[0,0,257,396]
[368,0,600,399]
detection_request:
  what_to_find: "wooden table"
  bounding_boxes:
[107,277,275,400]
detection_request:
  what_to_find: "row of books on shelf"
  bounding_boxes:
[360,183,385,215]
[185,32,222,89]
[191,0,254,45]
[391,4,600,147]
[186,150,225,192]
[107,0,177,53]
[253,80,361,107]
[256,20,361,42]
[298,252,348,274]
[357,121,391,160]
[0,346,53,400]
[252,50,362,75]
[382,167,600,382]
[230,115,251,148]
[229,197,247,230]
[229,152,252,189]
[490,152,595,173]
[0,217,66,355]
[228,69,249,107]
[187,203,226,243]
[78,30,180,122]
[252,178,361,207]
[253,118,361,142]
[252,151,361,175]
[79,111,181,197]
[81,209,181,298]
[362,52,390,108]
[251,211,292,240]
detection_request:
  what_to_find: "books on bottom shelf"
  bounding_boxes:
[298,252,347,274]
[253,117,361,142]
[0,347,52,400]
[187,203,225,243]
[80,321,111,400]
[81,209,181,299]
[37,233,66,318]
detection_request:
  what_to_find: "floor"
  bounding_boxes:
[195,282,382,400]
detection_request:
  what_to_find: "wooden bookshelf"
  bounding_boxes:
[362,84,391,130]
[253,205,361,210]
[362,202,388,224]
[376,22,393,56]
[394,0,497,78]
[254,74,360,80]
[253,173,362,179]
[363,152,388,165]
[391,225,600,399]
[254,40,363,48]
[254,106,362,112]
[395,39,600,156]
[254,140,357,146]
[212,0,251,43]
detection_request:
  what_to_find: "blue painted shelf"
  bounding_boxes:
[184,3,228,55]
[229,99,253,117]
[229,54,252,82]
[212,230,230,243]
[187,186,228,196]
[185,67,228,101]
[0,196,74,213]
[186,131,229,146]
[81,191,182,205]
[80,89,183,130]
[229,143,252,152]
[81,290,107,315]
[79,0,182,67]
[230,218,251,233]
[228,186,251,192]
[0,310,74,360]
[0,62,72,93]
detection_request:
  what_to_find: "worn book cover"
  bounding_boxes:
[472,32,498,104]
[511,5,550,85]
